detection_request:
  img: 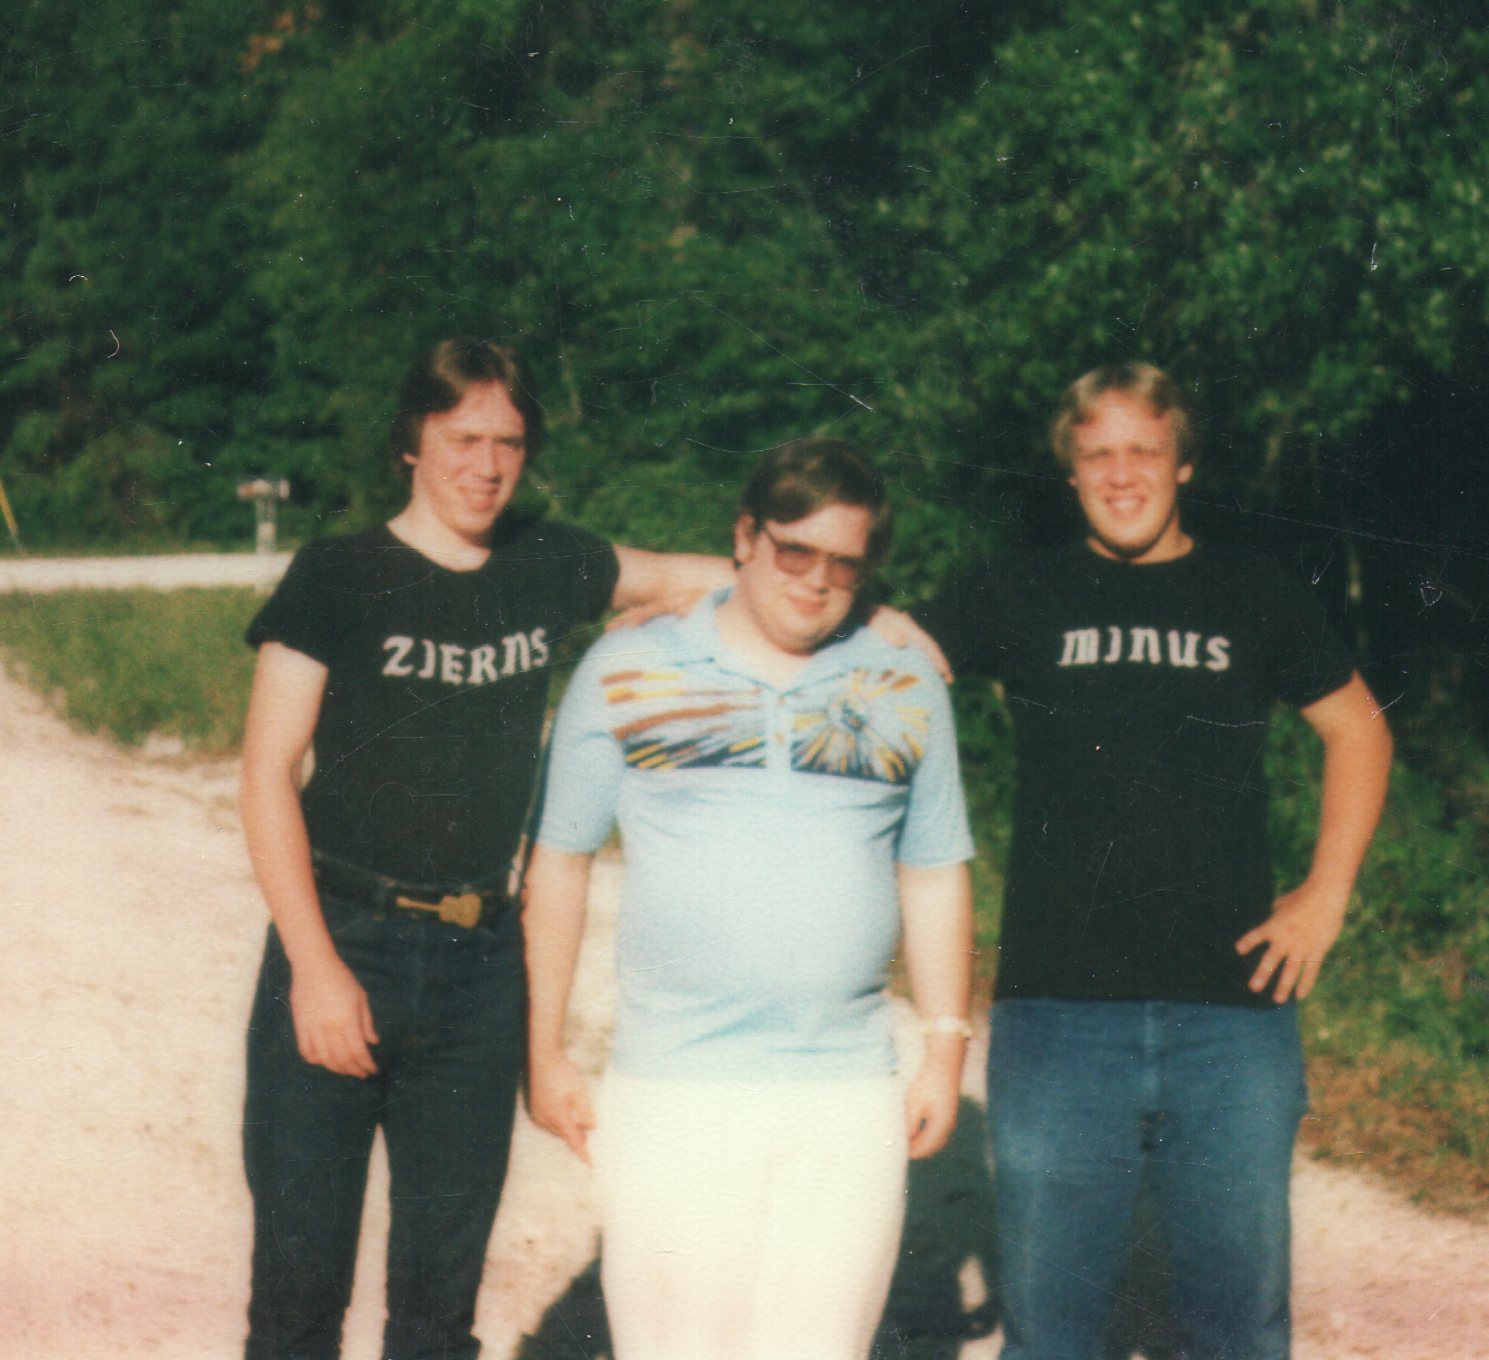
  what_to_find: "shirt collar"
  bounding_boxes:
[679,586,880,686]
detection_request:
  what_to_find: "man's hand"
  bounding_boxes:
[290,956,380,1078]
[604,588,709,633]
[1235,880,1351,1003]
[868,606,953,682]
[904,1042,963,1159]
[527,1050,596,1164]
[1239,672,1393,1005]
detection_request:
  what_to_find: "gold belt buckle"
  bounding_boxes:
[394,891,483,928]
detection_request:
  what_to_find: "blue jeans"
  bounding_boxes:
[244,897,524,1360]
[987,998,1307,1360]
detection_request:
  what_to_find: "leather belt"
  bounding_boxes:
[311,851,511,930]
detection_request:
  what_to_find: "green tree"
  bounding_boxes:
[2,1,278,546]
[879,3,1489,529]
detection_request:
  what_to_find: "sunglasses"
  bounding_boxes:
[758,524,867,590]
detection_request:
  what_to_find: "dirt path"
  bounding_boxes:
[1,661,1486,1359]
[0,552,291,594]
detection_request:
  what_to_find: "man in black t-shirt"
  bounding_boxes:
[238,338,735,1360]
[921,364,1393,1360]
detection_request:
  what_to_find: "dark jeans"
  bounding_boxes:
[244,896,524,1360]
[988,998,1308,1360]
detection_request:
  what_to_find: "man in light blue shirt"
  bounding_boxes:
[524,437,974,1360]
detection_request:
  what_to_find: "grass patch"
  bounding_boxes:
[0,537,263,559]
[1299,945,1489,1218]
[1303,1049,1489,1217]
[0,588,261,755]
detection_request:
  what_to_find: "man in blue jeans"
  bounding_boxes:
[238,341,942,1360]
[239,338,734,1360]
[920,364,1394,1359]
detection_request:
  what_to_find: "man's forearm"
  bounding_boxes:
[610,546,733,612]
[239,642,338,974]
[898,862,975,1026]
[1301,673,1394,898]
[1236,674,1394,1002]
[523,845,596,1057]
[241,762,339,971]
[898,861,974,1158]
[522,845,602,1159]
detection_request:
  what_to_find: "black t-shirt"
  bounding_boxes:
[247,517,619,886]
[923,540,1355,1006]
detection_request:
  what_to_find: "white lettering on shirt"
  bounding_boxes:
[501,632,531,676]
[1128,628,1161,664]
[1057,627,1234,673]
[382,636,415,676]
[468,645,500,685]
[1058,629,1101,667]
[439,643,466,685]
[380,630,553,686]
[1166,630,1201,668]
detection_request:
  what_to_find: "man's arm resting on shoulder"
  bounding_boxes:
[1237,671,1394,1003]
[240,641,380,1078]
[899,861,974,1160]
[609,544,953,677]
[609,545,733,617]
[523,844,599,1164]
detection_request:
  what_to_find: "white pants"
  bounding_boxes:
[593,1073,908,1360]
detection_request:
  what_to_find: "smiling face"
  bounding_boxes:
[731,501,873,657]
[1068,392,1193,563]
[402,382,527,548]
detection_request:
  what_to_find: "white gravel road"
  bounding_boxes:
[0,551,291,594]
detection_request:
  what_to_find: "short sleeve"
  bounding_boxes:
[534,642,628,854]
[245,539,358,664]
[515,519,620,626]
[1260,558,1357,709]
[894,663,975,869]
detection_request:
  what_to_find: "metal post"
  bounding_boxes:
[236,478,291,556]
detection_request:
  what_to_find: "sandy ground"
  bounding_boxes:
[2,557,1488,1358]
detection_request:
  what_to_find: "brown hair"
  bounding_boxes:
[1049,363,1194,471]
[388,338,545,471]
[737,436,893,569]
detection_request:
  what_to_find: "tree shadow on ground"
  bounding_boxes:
[873,1096,999,1358]
[874,1097,1181,1360]
[514,1259,609,1360]
[514,1095,1180,1360]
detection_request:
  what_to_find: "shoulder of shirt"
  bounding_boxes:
[957,539,1079,586]
[290,524,385,556]
[283,525,394,575]
[1190,539,1296,587]
[573,609,693,677]
[491,513,611,559]
[829,622,952,694]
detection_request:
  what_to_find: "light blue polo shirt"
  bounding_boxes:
[538,589,974,1081]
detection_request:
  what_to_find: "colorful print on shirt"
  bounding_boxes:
[601,666,929,785]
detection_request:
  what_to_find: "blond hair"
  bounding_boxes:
[1049,364,1194,471]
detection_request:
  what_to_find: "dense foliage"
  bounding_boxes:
[4,1,1486,731]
